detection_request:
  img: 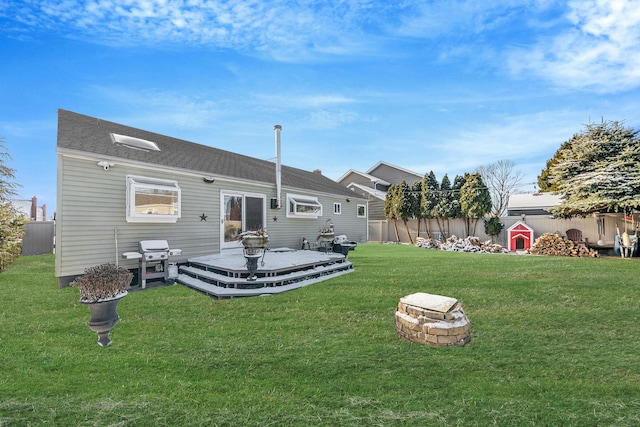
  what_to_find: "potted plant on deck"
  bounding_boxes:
[71,263,133,347]
[237,228,269,249]
[317,220,335,243]
[237,229,269,281]
[316,221,335,252]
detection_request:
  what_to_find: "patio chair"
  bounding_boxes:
[566,229,588,247]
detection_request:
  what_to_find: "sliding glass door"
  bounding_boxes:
[221,192,266,249]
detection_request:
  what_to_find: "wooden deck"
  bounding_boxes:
[177,248,354,298]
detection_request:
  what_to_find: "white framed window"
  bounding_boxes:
[333,202,342,215]
[357,204,366,218]
[126,175,181,223]
[287,193,323,218]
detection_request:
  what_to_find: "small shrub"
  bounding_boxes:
[70,263,133,302]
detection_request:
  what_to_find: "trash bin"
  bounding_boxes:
[167,262,179,284]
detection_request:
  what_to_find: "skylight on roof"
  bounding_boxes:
[110,133,160,152]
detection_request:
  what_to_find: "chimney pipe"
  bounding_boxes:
[274,125,282,209]
[30,196,37,221]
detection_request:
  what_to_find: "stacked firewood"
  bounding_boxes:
[527,232,599,257]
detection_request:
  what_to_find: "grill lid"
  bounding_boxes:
[139,240,170,252]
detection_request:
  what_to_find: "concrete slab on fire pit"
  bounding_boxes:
[395,292,471,347]
[400,292,458,313]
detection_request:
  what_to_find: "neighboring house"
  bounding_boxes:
[56,109,368,287]
[505,192,632,252]
[337,161,423,221]
[507,193,563,216]
[11,196,47,221]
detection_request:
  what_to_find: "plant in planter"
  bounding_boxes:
[70,263,133,347]
[317,227,335,241]
[237,229,269,281]
[316,221,335,253]
[237,228,269,248]
[317,220,335,243]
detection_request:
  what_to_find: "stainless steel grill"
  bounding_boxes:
[122,240,182,288]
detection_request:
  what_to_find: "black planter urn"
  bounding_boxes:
[84,292,127,347]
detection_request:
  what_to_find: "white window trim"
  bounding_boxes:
[333,202,342,215]
[126,175,181,223]
[357,204,366,218]
[286,193,323,218]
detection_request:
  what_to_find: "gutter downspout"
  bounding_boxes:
[274,125,282,208]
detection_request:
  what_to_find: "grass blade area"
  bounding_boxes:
[1,245,639,426]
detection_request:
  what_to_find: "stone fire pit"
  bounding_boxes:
[394,292,471,347]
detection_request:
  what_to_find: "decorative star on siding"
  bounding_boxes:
[200,213,208,222]
[273,216,278,222]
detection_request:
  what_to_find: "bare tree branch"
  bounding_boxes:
[477,160,524,216]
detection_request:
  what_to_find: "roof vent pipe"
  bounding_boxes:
[274,125,282,209]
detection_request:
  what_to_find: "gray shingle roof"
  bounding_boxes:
[57,109,359,199]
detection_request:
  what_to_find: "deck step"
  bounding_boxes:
[175,250,354,298]
[177,265,353,299]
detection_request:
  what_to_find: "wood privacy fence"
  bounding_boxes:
[21,221,55,256]
[368,215,615,249]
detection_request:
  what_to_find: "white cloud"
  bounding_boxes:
[87,85,222,129]
[254,93,359,109]
[508,0,640,93]
[4,0,384,61]
[402,109,587,184]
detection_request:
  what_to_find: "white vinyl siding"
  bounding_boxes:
[56,156,368,281]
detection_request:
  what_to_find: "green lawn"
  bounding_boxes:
[1,245,639,426]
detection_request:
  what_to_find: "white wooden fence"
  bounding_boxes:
[368,214,626,249]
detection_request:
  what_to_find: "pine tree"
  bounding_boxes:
[410,180,423,240]
[459,172,492,236]
[397,180,415,244]
[420,171,439,238]
[450,174,466,220]
[538,140,572,192]
[433,174,453,238]
[543,120,640,217]
[383,184,401,241]
[484,216,504,243]
[0,139,25,272]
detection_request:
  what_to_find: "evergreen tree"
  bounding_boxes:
[542,120,640,217]
[383,184,401,241]
[537,140,572,192]
[420,171,439,238]
[410,180,424,240]
[433,174,453,238]
[450,174,466,220]
[459,172,492,236]
[0,139,25,272]
[484,216,504,243]
[397,180,415,244]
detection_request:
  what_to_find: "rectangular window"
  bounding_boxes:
[334,202,342,214]
[126,175,181,223]
[357,204,366,218]
[287,194,323,218]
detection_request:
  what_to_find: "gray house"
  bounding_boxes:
[56,109,367,287]
[337,161,423,220]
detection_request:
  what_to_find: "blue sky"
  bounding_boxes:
[2,0,639,218]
